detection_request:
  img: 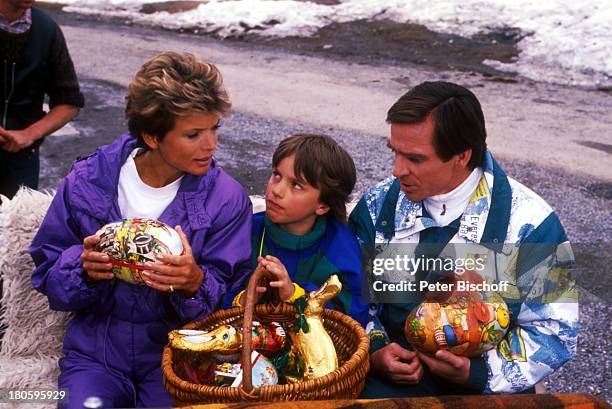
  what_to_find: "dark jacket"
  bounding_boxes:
[0,7,84,135]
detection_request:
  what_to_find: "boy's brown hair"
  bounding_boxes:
[272,133,356,223]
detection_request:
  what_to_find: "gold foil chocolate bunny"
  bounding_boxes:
[169,321,286,359]
[289,274,341,380]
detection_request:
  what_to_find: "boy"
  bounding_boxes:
[225,133,368,326]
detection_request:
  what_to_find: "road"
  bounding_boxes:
[58,20,612,182]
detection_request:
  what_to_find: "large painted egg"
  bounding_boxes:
[95,218,183,284]
[231,351,279,388]
[405,292,510,357]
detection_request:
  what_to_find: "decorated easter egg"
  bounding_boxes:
[95,218,183,284]
[231,351,279,388]
[405,292,510,357]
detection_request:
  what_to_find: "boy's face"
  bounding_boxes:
[265,154,329,236]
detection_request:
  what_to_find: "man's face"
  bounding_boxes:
[2,0,34,11]
[388,116,470,202]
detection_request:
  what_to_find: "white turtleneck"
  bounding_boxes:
[423,167,483,226]
[118,148,183,220]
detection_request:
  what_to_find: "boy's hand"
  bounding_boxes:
[417,350,470,385]
[80,234,114,281]
[371,343,423,385]
[259,255,295,301]
[237,263,269,306]
[142,225,204,297]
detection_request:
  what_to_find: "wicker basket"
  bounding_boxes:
[162,269,370,404]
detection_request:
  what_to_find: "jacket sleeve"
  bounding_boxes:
[348,196,391,352]
[471,214,579,393]
[303,221,370,327]
[29,178,113,311]
[46,24,84,108]
[292,274,369,328]
[170,192,253,322]
[294,277,369,327]
[222,280,245,309]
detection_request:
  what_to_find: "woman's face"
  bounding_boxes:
[146,112,221,180]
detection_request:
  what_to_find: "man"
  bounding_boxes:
[350,81,578,396]
[0,0,83,199]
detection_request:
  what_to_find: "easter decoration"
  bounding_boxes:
[162,265,370,403]
[287,274,341,381]
[168,321,286,386]
[95,218,183,284]
[405,270,510,357]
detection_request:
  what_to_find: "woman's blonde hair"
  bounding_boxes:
[125,52,231,145]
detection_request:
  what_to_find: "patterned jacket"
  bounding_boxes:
[348,152,578,393]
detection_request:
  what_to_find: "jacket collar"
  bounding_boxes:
[375,151,512,250]
[71,133,219,231]
[264,215,327,251]
[0,7,31,33]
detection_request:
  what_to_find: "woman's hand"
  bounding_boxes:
[258,255,295,301]
[143,225,204,297]
[80,235,114,281]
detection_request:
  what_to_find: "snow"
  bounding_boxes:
[46,0,612,89]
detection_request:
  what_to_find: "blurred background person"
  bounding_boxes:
[0,0,83,200]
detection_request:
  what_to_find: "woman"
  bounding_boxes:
[30,52,252,408]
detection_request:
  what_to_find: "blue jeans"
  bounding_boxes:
[0,147,39,199]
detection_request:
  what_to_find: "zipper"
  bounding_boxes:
[2,60,16,129]
[2,59,7,128]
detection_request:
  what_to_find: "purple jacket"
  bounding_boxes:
[29,134,252,376]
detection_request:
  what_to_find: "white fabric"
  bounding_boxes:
[423,166,483,226]
[117,148,183,219]
[0,188,70,409]
[0,188,70,359]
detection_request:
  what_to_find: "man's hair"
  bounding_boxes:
[125,52,231,147]
[386,81,487,169]
[272,133,356,223]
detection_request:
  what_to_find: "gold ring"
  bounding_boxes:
[169,284,174,292]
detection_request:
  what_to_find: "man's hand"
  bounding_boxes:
[143,225,204,296]
[371,342,423,385]
[0,127,40,152]
[418,350,470,385]
[0,104,79,152]
[0,130,8,146]
[80,235,114,281]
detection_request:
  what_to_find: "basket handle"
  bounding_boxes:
[241,264,278,393]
